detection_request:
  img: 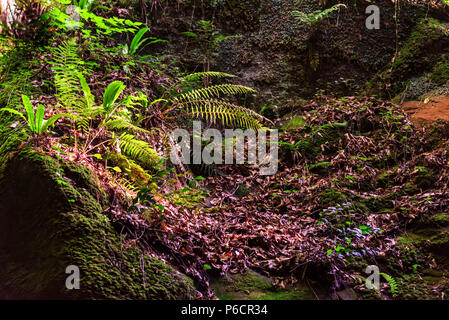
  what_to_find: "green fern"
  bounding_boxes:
[110,175,139,197]
[50,38,85,109]
[117,133,160,166]
[175,84,256,102]
[0,95,72,135]
[292,4,346,28]
[380,273,398,297]
[176,99,266,129]
[158,72,271,129]
[182,71,237,82]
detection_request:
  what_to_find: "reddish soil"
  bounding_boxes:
[401,96,449,126]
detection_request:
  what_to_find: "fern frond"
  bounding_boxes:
[122,92,148,110]
[380,273,398,297]
[174,84,256,102]
[50,39,84,109]
[292,4,346,27]
[182,72,236,82]
[105,118,150,134]
[117,133,160,165]
[176,99,269,129]
[110,175,138,198]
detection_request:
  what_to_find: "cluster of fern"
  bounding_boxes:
[3,34,268,195]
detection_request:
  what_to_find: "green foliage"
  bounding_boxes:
[380,273,398,297]
[182,71,236,82]
[0,95,71,134]
[129,27,150,55]
[156,71,269,130]
[176,99,265,129]
[103,81,126,114]
[292,4,346,29]
[49,38,86,109]
[117,133,160,166]
[47,0,142,36]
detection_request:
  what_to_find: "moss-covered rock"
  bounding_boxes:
[0,147,194,299]
[295,121,348,159]
[210,271,315,300]
[370,17,449,97]
[430,54,449,85]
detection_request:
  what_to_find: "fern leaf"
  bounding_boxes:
[105,118,150,134]
[49,39,84,109]
[117,133,160,165]
[182,72,236,82]
[0,108,26,121]
[103,81,126,114]
[380,273,398,297]
[175,84,256,102]
[176,99,269,129]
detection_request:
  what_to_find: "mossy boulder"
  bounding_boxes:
[370,17,449,97]
[0,147,194,299]
[430,54,449,85]
[411,167,435,190]
[210,271,315,300]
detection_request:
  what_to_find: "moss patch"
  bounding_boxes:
[211,271,315,300]
[281,115,306,131]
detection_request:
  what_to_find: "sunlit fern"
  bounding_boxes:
[156,71,271,130]
[50,38,85,110]
[49,40,158,168]
[116,132,160,167]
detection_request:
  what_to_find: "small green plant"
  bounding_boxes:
[0,95,71,135]
[124,27,166,55]
[291,4,346,29]
[380,273,398,297]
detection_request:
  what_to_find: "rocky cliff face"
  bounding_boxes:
[146,0,449,112]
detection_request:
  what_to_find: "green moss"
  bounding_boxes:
[236,184,250,198]
[0,148,194,299]
[376,172,396,188]
[308,161,331,174]
[360,196,394,213]
[281,115,306,131]
[429,213,449,226]
[371,17,449,96]
[320,188,347,207]
[296,121,348,158]
[211,271,314,300]
[412,167,435,190]
[430,54,449,85]
[403,182,419,195]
